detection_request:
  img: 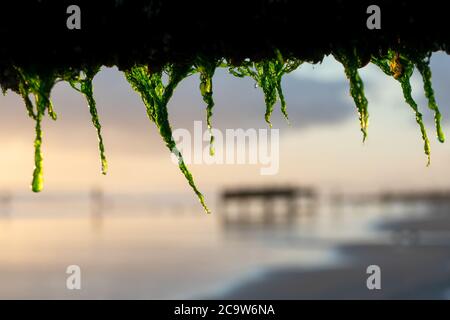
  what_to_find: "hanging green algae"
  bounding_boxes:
[68,66,108,174]
[230,61,275,126]
[414,54,445,143]
[371,51,431,164]
[334,50,369,141]
[6,48,449,212]
[229,50,302,126]
[15,68,57,192]
[274,50,303,122]
[18,78,38,120]
[125,64,210,213]
[196,57,220,156]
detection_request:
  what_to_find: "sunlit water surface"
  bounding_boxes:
[0,193,422,299]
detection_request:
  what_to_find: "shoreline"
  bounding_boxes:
[210,204,450,299]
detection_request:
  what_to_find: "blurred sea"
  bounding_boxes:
[0,192,425,299]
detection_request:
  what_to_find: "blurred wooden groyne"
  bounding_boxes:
[220,186,317,226]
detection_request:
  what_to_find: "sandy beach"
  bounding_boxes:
[215,205,450,299]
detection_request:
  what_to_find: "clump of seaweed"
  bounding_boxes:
[13,66,109,193]
[229,50,302,126]
[371,50,439,164]
[125,64,210,213]
[1,47,446,214]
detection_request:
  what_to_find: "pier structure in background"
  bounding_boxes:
[219,186,317,226]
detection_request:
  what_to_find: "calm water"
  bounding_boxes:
[0,193,421,299]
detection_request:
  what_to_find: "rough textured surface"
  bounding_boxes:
[0,0,449,90]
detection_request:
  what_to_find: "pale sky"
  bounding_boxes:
[1,53,450,198]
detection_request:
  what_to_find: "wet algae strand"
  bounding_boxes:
[2,48,447,213]
[371,50,444,164]
[195,57,221,156]
[229,51,302,126]
[414,54,445,143]
[125,64,210,213]
[334,49,369,142]
[16,68,57,192]
[68,66,108,175]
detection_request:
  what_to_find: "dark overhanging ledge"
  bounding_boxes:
[0,0,448,213]
[1,0,449,79]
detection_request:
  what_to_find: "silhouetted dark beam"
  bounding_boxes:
[1,0,450,90]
